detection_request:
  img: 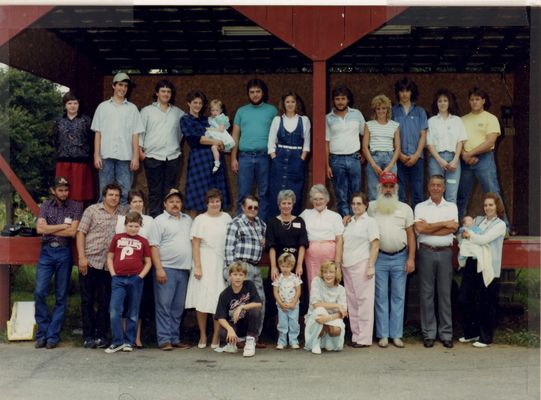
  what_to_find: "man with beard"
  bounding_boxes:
[325,85,366,217]
[34,177,83,349]
[231,79,277,222]
[150,188,192,351]
[414,175,458,348]
[368,172,415,348]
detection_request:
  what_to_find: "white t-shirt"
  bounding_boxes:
[427,114,468,153]
[342,213,380,267]
[368,201,414,253]
[325,107,365,154]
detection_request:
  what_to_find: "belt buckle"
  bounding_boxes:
[49,241,60,248]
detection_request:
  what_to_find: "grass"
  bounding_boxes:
[2,266,540,347]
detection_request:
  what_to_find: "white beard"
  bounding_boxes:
[374,192,399,214]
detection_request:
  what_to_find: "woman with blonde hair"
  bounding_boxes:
[362,94,401,201]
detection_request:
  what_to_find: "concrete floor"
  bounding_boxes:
[0,341,539,400]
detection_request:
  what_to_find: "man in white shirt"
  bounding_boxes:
[414,175,458,348]
[91,72,144,204]
[139,80,185,217]
[325,85,365,217]
[368,172,415,348]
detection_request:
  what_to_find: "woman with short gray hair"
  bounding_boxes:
[300,184,344,292]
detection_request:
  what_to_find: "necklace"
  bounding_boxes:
[280,216,292,230]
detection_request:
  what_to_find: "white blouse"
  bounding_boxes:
[267,114,311,154]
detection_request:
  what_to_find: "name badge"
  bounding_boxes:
[292,222,301,229]
[64,217,72,224]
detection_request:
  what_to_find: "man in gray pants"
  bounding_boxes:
[414,175,458,348]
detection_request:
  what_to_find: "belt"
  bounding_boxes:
[330,151,359,157]
[238,258,259,265]
[379,246,406,256]
[277,144,303,150]
[419,243,452,252]
[44,241,69,248]
[239,150,267,156]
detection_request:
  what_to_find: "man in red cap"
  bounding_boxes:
[367,172,415,348]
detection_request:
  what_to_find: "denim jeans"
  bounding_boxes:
[237,152,270,222]
[457,151,508,225]
[397,158,424,210]
[329,153,361,217]
[153,268,189,346]
[110,275,144,346]
[34,246,73,345]
[276,303,300,346]
[366,151,397,201]
[143,156,181,217]
[99,158,133,204]
[428,151,461,204]
[375,250,407,339]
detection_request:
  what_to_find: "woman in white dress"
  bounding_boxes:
[115,189,154,348]
[185,188,232,349]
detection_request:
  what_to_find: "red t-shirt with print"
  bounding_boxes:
[108,233,151,276]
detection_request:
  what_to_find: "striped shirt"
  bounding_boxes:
[224,214,266,267]
[77,203,127,270]
[366,120,399,152]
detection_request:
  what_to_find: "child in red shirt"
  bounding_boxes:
[105,211,151,353]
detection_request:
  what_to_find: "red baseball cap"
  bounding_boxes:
[379,172,398,185]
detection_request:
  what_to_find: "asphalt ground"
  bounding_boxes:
[0,341,539,400]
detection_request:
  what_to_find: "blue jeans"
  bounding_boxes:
[329,153,361,217]
[375,250,407,339]
[457,151,508,225]
[237,152,270,222]
[109,275,144,346]
[428,151,461,204]
[34,246,73,345]
[99,158,133,204]
[397,158,424,210]
[366,151,397,201]
[276,303,300,346]
[153,268,189,346]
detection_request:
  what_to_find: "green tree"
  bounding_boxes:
[0,68,63,222]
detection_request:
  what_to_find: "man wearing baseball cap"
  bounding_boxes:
[34,177,83,349]
[367,171,415,349]
[91,71,144,204]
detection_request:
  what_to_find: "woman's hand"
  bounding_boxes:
[338,306,348,318]
[372,164,383,175]
[270,152,276,159]
[295,265,303,277]
[315,314,329,324]
[438,158,449,170]
[461,229,471,239]
[194,266,202,280]
[270,267,279,281]
[446,159,458,171]
[367,265,375,278]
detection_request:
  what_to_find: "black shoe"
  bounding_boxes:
[46,342,58,349]
[351,343,369,348]
[35,339,46,349]
[94,338,109,349]
[423,339,435,348]
[83,338,96,349]
[442,340,454,348]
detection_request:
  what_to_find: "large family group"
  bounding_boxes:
[33,73,507,357]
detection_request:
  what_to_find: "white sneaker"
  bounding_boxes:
[121,344,133,352]
[458,336,480,343]
[290,343,300,349]
[311,343,322,354]
[219,343,238,353]
[276,343,284,350]
[472,341,489,348]
[243,336,256,357]
[104,343,126,354]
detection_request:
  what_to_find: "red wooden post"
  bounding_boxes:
[311,60,327,185]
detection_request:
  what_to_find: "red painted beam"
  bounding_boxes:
[0,6,55,48]
[312,60,327,185]
[0,153,39,216]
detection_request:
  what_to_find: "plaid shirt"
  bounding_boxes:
[39,198,83,247]
[224,214,266,267]
[77,203,127,270]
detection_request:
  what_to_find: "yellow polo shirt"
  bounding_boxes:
[461,111,501,152]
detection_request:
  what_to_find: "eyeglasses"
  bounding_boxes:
[247,205,259,210]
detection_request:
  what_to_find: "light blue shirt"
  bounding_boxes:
[149,211,192,270]
[91,98,144,161]
[392,103,428,157]
[139,102,184,161]
[234,102,277,152]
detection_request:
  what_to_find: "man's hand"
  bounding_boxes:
[226,327,238,344]
[78,256,89,276]
[194,266,202,280]
[405,258,415,273]
[130,157,139,171]
[399,153,410,164]
[155,268,167,284]
[231,159,239,174]
[326,165,333,179]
